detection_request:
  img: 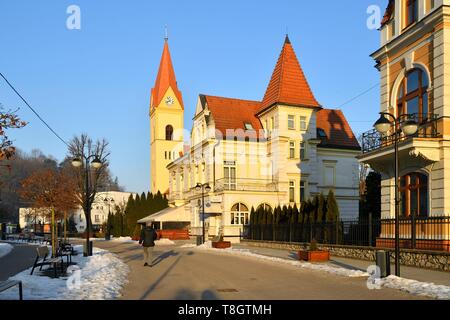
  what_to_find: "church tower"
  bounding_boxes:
[150,38,184,195]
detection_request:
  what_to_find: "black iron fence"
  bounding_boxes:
[242,216,450,252]
[361,113,439,153]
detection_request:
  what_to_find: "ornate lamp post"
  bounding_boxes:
[373,112,418,277]
[195,183,211,244]
[71,155,103,257]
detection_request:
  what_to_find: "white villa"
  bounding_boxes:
[19,191,134,233]
[145,36,361,243]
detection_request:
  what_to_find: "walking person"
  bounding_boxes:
[139,223,158,267]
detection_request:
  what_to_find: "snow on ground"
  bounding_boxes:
[0,245,129,300]
[110,237,175,246]
[380,276,450,300]
[189,241,450,300]
[110,236,135,243]
[155,238,175,246]
[0,243,13,258]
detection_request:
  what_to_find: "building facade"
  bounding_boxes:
[152,36,361,242]
[20,191,134,233]
[359,0,450,250]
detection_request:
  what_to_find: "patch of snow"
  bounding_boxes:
[379,275,450,300]
[111,236,136,243]
[180,244,197,248]
[0,245,129,300]
[155,238,175,246]
[0,243,13,258]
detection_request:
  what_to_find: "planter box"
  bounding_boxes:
[298,250,330,262]
[212,241,232,249]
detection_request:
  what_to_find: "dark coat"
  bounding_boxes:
[139,227,158,247]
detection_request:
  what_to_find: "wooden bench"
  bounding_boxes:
[30,246,64,278]
[57,243,78,265]
[0,280,23,300]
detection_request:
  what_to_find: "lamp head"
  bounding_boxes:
[401,120,419,136]
[374,115,392,134]
[71,157,83,168]
[91,157,103,169]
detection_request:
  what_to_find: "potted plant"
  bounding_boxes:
[298,239,330,262]
[212,234,231,249]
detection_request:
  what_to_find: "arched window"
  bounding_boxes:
[399,172,428,217]
[257,203,272,212]
[231,203,249,225]
[166,125,174,141]
[397,68,429,122]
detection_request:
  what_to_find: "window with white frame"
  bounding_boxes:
[230,203,249,225]
[289,141,295,159]
[288,115,295,130]
[224,161,236,190]
[300,142,306,160]
[289,181,295,203]
[300,116,307,130]
[95,215,100,223]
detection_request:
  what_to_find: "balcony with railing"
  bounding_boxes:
[361,113,439,154]
[214,178,282,193]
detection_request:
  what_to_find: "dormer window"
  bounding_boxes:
[317,128,327,139]
[405,0,418,28]
[244,123,254,131]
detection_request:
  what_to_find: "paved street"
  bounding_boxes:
[93,241,427,300]
[0,243,37,281]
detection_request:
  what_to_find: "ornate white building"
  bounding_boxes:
[150,36,361,242]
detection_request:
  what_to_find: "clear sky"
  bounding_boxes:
[0,0,387,193]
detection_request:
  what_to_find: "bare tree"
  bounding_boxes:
[0,104,27,160]
[66,134,110,238]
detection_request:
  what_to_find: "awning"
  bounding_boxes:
[137,205,191,224]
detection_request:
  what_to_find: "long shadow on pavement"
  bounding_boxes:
[140,254,183,300]
[329,259,367,272]
[172,289,219,300]
[152,250,179,267]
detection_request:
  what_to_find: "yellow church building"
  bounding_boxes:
[147,36,361,242]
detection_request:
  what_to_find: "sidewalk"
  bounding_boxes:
[0,243,37,281]
[233,244,450,286]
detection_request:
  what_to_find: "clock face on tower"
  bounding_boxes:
[165,96,175,106]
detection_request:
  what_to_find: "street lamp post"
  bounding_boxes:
[195,183,211,244]
[71,155,103,257]
[373,112,418,277]
[103,196,115,240]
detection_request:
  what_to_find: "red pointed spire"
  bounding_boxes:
[151,39,183,109]
[257,37,320,114]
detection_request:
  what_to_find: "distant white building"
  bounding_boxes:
[19,191,135,233]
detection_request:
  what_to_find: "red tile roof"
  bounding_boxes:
[257,35,320,115]
[151,40,183,109]
[316,109,360,150]
[200,94,263,139]
[381,0,394,27]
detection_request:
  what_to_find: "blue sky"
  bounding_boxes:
[0,0,387,193]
